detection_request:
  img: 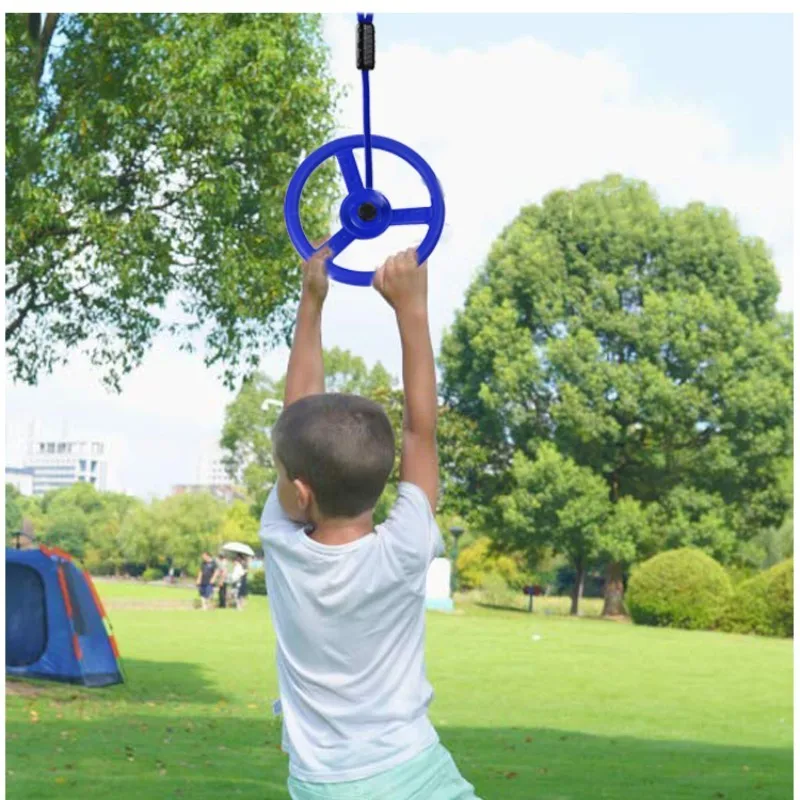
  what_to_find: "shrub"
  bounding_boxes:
[247,568,267,595]
[718,559,793,638]
[141,567,164,582]
[626,547,733,631]
[477,573,518,609]
[456,537,523,591]
[83,548,118,576]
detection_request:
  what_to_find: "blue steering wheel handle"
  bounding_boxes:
[284,134,445,287]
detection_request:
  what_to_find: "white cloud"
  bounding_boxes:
[5,15,792,496]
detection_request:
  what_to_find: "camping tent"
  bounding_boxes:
[6,546,124,687]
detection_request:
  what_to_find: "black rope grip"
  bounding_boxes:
[357,20,375,70]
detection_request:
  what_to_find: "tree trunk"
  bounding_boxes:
[602,561,626,616]
[570,559,586,616]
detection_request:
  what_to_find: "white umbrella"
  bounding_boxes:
[222,542,255,557]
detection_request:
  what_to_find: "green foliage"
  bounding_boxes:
[220,501,261,553]
[626,547,734,631]
[475,572,520,608]
[247,567,267,596]
[440,174,792,611]
[744,514,794,570]
[718,559,793,638]
[121,492,227,572]
[497,443,612,576]
[141,567,165,582]
[456,536,524,591]
[6,13,337,389]
[5,484,23,537]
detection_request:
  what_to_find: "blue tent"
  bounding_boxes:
[6,547,123,687]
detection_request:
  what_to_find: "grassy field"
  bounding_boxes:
[6,580,792,799]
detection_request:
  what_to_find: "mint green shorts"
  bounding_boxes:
[287,743,481,800]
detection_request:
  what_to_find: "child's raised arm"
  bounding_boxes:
[373,248,438,510]
[284,246,331,407]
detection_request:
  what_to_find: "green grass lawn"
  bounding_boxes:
[6,580,792,799]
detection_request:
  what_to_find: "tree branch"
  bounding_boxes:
[5,275,34,299]
[34,13,60,88]
[6,287,39,339]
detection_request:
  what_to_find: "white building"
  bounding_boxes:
[5,419,121,496]
[24,437,111,495]
[196,441,236,486]
[5,467,35,496]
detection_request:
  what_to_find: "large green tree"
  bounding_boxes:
[6,13,337,388]
[440,175,792,615]
[119,492,227,572]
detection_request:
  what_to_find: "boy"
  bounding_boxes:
[259,247,480,799]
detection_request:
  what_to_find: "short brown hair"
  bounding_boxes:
[272,393,395,518]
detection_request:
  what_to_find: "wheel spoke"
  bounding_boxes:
[318,228,355,257]
[336,150,363,193]
[390,207,433,226]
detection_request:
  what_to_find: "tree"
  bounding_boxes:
[155,493,227,572]
[83,491,142,574]
[220,500,261,553]
[118,491,226,572]
[499,444,613,614]
[119,503,168,571]
[5,484,23,539]
[455,536,524,592]
[6,13,337,389]
[441,175,792,615]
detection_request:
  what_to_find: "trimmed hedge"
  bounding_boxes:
[141,567,164,582]
[626,547,733,631]
[718,559,793,638]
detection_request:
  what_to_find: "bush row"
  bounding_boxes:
[626,548,792,638]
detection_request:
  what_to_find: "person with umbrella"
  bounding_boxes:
[222,543,255,611]
[231,554,249,611]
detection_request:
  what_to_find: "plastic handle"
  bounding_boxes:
[284,134,445,287]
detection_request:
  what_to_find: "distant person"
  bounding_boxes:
[225,554,237,607]
[232,554,249,611]
[195,552,218,611]
[217,553,228,608]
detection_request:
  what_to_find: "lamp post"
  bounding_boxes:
[449,526,464,595]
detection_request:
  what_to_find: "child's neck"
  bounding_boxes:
[307,511,374,545]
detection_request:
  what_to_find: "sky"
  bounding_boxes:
[5,13,793,498]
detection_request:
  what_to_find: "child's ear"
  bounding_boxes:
[292,478,314,511]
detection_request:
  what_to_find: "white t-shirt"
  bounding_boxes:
[259,481,445,783]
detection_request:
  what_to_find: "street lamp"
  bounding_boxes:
[449,526,464,595]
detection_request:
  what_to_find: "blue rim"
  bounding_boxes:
[284,134,446,287]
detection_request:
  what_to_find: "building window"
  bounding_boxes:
[46,443,55,453]
[90,477,97,485]
[78,476,85,482]
[90,461,97,473]
[57,443,66,453]
[79,460,86,471]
